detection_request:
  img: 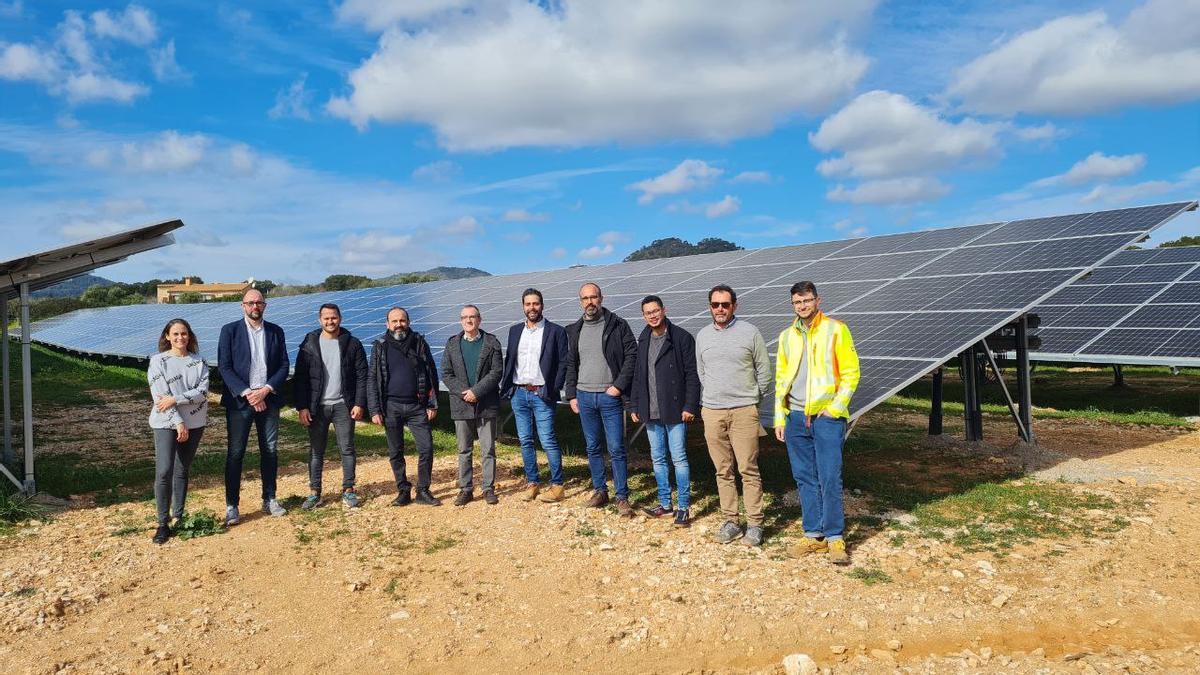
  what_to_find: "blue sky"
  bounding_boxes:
[1,0,1197,284]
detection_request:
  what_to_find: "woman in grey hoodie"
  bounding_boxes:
[147,319,210,544]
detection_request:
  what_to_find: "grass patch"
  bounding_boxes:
[424,535,458,554]
[575,524,598,537]
[0,489,46,534]
[908,480,1128,553]
[12,586,36,598]
[5,342,144,407]
[175,510,225,540]
[847,567,892,585]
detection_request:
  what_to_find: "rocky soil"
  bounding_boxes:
[2,395,1199,673]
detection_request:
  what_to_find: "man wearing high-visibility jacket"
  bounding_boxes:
[773,281,860,565]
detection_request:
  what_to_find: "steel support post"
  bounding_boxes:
[928,367,944,436]
[962,347,984,442]
[19,283,35,495]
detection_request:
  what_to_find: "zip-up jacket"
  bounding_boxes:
[773,310,860,425]
[292,328,368,413]
[366,331,439,418]
[563,307,637,402]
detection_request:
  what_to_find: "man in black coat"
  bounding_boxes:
[293,303,368,510]
[563,282,638,516]
[499,288,569,503]
[218,288,289,526]
[629,295,700,527]
[367,307,441,506]
[441,304,504,506]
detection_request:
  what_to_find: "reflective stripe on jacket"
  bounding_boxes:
[773,311,860,425]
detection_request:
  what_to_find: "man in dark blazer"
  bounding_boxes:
[218,288,290,526]
[499,288,569,503]
[629,295,701,528]
[441,304,504,506]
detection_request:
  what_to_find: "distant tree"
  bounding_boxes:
[173,292,205,304]
[80,283,144,307]
[1160,236,1200,248]
[323,274,373,291]
[623,236,742,262]
[251,279,277,293]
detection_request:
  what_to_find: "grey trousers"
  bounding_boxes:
[308,401,356,492]
[455,417,497,492]
[153,427,204,525]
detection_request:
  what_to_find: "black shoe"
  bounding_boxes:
[152,525,171,545]
[415,489,442,506]
[673,509,691,528]
[643,505,672,518]
[482,489,499,505]
[453,490,473,506]
[391,490,412,507]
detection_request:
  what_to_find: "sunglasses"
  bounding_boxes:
[709,301,733,309]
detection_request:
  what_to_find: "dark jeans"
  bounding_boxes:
[225,404,280,507]
[510,387,563,485]
[153,427,204,525]
[784,412,847,540]
[383,401,435,492]
[577,390,628,499]
[308,402,356,492]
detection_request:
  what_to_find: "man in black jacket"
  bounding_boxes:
[367,307,441,506]
[564,282,638,516]
[629,295,700,528]
[293,303,368,510]
[441,304,504,506]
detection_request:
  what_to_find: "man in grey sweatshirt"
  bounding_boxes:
[696,284,771,546]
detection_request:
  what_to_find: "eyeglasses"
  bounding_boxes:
[709,301,733,309]
[792,297,817,306]
[243,301,266,307]
[460,315,480,321]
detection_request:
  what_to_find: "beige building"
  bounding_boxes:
[156,278,251,304]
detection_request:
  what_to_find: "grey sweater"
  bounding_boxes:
[148,351,210,429]
[695,318,771,409]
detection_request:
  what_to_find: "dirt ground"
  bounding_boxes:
[3,391,1200,674]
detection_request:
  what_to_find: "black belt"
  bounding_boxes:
[518,384,540,391]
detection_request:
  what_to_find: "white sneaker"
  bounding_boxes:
[263,499,287,517]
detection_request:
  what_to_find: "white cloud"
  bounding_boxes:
[705,195,741,219]
[64,71,148,104]
[412,159,461,182]
[338,231,421,276]
[1012,122,1062,142]
[0,43,60,83]
[827,177,951,205]
[229,144,258,175]
[91,5,158,46]
[503,208,549,222]
[630,160,723,204]
[268,73,313,120]
[441,215,480,236]
[185,229,229,248]
[58,11,97,70]
[1081,180,1173,204]
[1033,152,1147,188]
[550,247,568,259]
[810,90,1000,179]
[946,0,1200,115]
[119,131,208,172]
[578,230,627,260]
[729,170,774,184]
[336,0,481,31]
[150,40,188,83]
[58,219,133,241]
[328,0,874,149]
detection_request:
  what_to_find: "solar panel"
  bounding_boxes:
[31,202,1197,421]
[1031,244,1200,366]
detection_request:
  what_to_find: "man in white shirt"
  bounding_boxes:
[499,288,570,502]
[218,289,290,526]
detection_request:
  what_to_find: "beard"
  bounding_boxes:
[391,329,409,341]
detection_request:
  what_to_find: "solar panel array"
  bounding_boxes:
[30,201,1196,420]
[1032,245,1200,366]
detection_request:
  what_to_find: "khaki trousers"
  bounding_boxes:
[701,405,764,526]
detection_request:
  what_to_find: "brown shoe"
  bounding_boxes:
[615,499,634,518]
[585,490,609,508]
[521,483,541,501]
[538,484,565,503]
[788,536,829,558]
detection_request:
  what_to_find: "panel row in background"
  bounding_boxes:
[1032,245,1200,365]
[30,201,1196,419]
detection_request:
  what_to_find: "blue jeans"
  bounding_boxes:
[225,403,280,507]
[784,411,846,540]
[646,421,689,509]
[576,390,628,499]
[511,387,563,485]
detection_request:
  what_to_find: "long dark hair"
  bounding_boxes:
[158,318,199,354]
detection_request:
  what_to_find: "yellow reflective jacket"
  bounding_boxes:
[773,311,860,425]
